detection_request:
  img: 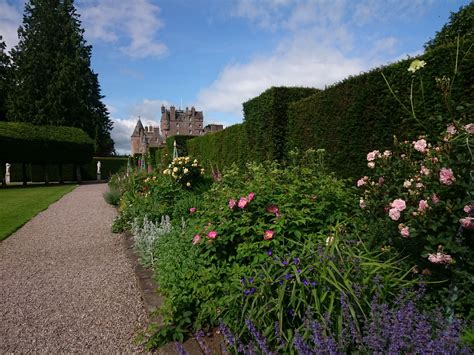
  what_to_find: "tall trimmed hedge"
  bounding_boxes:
[166,135,195,157]
[243,87,319,162]
[187,124,248,169]
[0,121,94,164]
[287,41,474,177]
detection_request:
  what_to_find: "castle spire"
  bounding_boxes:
[131,117,144,137]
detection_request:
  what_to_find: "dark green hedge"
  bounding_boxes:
[187,124,248,170]
[0,122,94,164]
[166,135,195,157]
[287,41,474,177]
[243,87,319,162]
[7,157,127,182]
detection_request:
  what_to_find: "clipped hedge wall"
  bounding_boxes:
[243,87,318,162]
[187,123,248,170]
[80,157,128,180]
[166,135,195,157]
[0,122,94,164]
[287,41,474,177]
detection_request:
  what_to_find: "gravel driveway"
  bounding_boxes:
[0,183,147,353]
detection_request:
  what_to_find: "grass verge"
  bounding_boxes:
[0,184,76,241]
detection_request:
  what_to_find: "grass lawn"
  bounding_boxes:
[0,184,76,241]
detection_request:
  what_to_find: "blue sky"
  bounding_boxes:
[0,0,470,154]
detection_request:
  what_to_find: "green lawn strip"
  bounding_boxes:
[0,184,77,241]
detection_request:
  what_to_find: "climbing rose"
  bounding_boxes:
[428,252,453,264]
[238,197,248,209]
[266,205,279,214]
[264,230,274,240]
[446,124,457,135]
[192,234,201,245]
[383,150,391,157]
[389,208,401,221]
[439,167,455,185]
[400,226,410,238]
[460,217,474,230]
[367,150,379,161]
[464,205,473,214]
[207,230,218,239]
[357,177,367,187]
[420,166,430,176]
[413,139,427,153]
[403,180,412,188]
[418,200,429,212]
[247,192,255,202]
[229,199,236,209]
[390,199,406,211]
[189,207,196,214]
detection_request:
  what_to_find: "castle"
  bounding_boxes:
[131,105,223,155]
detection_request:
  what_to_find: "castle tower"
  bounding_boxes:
[131,118,145,155]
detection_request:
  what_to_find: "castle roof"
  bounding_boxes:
[131,119,144,137]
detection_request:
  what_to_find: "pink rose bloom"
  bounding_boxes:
[357,178,366,187]
[428,252,453,264]
[229,198,236,209]
[416,182,424,189]
[264,229,274,240]
[446,124,457,135]
[192,234,201,245]
[367,150,380,161]
[403,180,412,188]
[400,226,410,238]
[367,162,375,169]
[189,207,197,214]
[464,205,473,213]
[460,217,474,230]
[431,157,439,164]
[207,230,218,239]
[247,192,255,202]
[266,205,280,215]
[383,150,391,157]
[431,194,440,204]
[418,200,429,212]
[439,167,455,185]
[359,199,366,209]
[378,177,385,185]
[413,139,427,153]
[390,199,406,211]
[238,197,248,209]
[388,208,401,221]
[420,166,430,176]
[464,123,474,134]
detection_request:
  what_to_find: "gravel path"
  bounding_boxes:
[0,183,147,353]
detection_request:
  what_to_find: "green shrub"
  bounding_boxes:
[103,188,121,206]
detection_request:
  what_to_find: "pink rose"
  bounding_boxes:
[383,150,391,157]
[238,197,248,209]
[357,177,367,187]
[400,226,410,238]
[247,192,255,202]
[367,150,380,161]
[229,198,236,209]
[266,205,279,215]
[418,200,429,212]
[189,207,197,214]
[460,217,474,230]
[431,194,440,204]
[192,234,201,245]
[359,199,366,209]
[388,208,401,221]
[428,252,453,264]
[378,177,385,185]
[207,230,218,239]
[463,205,472,214]
[439,167,455,185]
[446,124,457,135]
[464,123,474,134]
[420,166,430,176]
[264,229,274,240]
[413,139,427,153]
[368,162,375,169]
[390,199,406,211]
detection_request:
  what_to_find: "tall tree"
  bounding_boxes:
[0,35,10,121]
[8,0,114,155]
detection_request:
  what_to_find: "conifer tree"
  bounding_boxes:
[8,0,114,155]
[0,35,10,121]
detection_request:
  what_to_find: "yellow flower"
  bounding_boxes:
[186,182,191,187]
[183,168,189,174]
[173,167,178,172]
[408,59,426,73]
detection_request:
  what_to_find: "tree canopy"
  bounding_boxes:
[6,0,114,155]
[0,36,9,121]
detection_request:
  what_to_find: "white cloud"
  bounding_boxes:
[197,36,365,116]
[110,99,170,154]
[0,1,22,49]
[79,0,167,59]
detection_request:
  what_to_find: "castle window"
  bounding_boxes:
[189,130,192,134]
[177,123,180,128]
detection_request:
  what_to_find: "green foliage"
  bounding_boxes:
[0,121,94,163]
[154,147,170,172]
[103,188,121,206]
[162,156,205,188]
[0,35,10,121]
[166,135,195,157]
[243,86,318,162]
[80,157,128,180]
[187,124,249,171]
[287,41,474,177]
[425,3,474,50]
[7,0,114,155]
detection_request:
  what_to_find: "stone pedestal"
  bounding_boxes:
[97,173,101,181]
[5,173,10,184]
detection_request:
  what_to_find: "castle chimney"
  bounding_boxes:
[170,105,176,121]
[161,104,165,114]
[191,106,195,117]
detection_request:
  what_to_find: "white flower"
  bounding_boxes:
[325,236,334,246]
[403,180,412,188]
[183,168,189,174]
[368,162,375,169]
[173,167,178,172]
[408,59,426,73]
